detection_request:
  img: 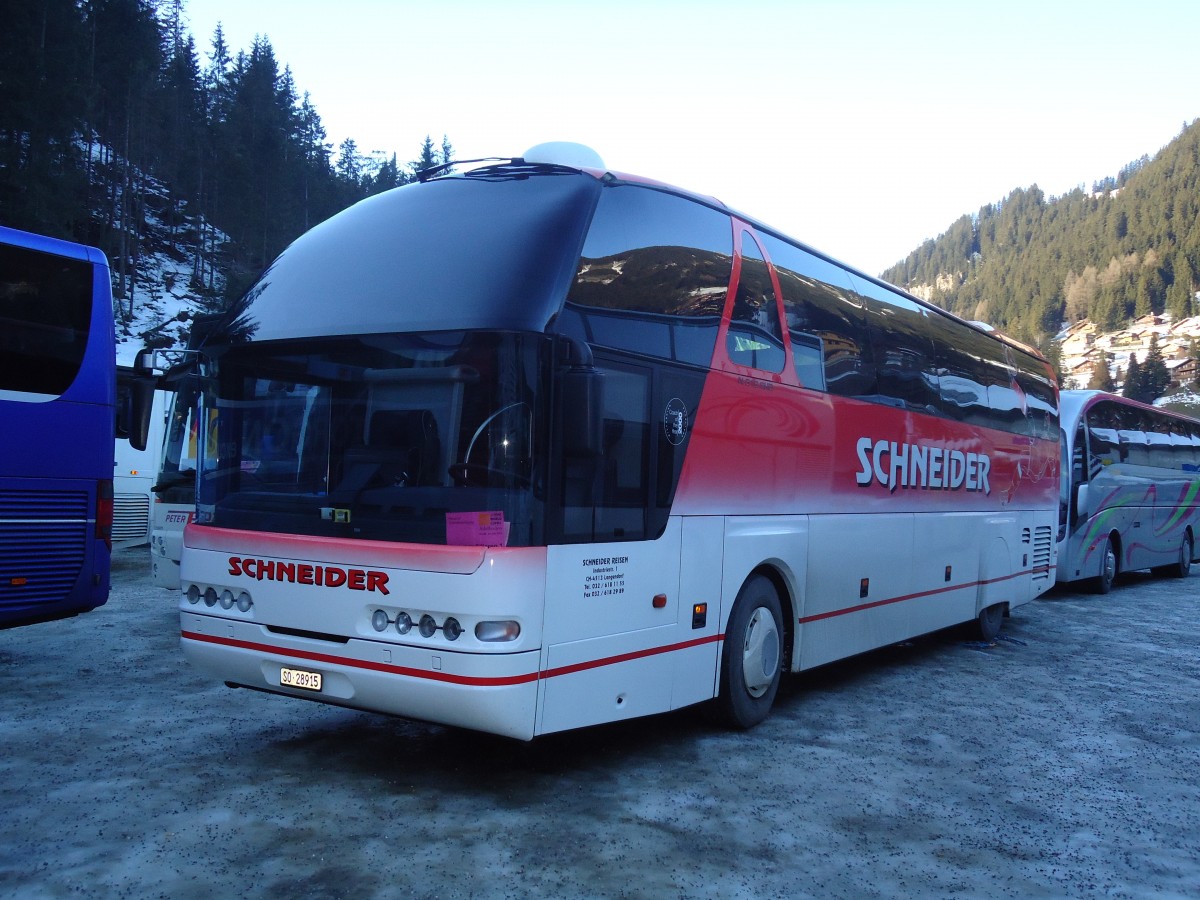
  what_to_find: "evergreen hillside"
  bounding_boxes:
[1,0,450,325]
[882,119,1200,353]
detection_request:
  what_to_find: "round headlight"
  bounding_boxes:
[236,592,253,612]
[371,609,389,632]
[203,587,218,607]
[395,611,412,635]
[219,590,235,610]
[419,614,437,638]
[443,617,462,641]
[185,584,200,604]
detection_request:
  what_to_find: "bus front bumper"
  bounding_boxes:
[181,612,541,740]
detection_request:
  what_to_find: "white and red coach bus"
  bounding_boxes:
[177,144,1059,739]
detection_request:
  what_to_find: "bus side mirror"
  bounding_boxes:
[120,379,155,451]
[119,348,158,452]
[1074,482,1090,520]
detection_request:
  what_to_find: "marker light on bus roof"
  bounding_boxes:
[521,142,605,170]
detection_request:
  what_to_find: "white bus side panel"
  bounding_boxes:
[718,515,808,672]
[801,514,915,670]
[673,515,724,709]
[539,519,684,734]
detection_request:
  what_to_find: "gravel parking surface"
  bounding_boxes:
[1,548,1197,898]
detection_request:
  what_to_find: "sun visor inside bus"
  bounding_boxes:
[222,175,602,344]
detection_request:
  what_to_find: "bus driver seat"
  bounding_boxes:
[338,409,442,492]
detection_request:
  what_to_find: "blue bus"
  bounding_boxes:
[1,226,120,626]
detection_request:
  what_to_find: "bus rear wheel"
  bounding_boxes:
[712,575,783,730]
[972,602,1006,642]
[1153,532,1193,579]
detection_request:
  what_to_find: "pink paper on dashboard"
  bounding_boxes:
[445,511,510,546]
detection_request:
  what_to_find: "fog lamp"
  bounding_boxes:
[475,620,521,642]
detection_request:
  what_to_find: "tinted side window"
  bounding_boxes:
[0,242,93,395]
[759,233,875,396]
[1016,364,1059,439]
[853,277,940,414]
[725,234,785,373]
[927,315,1007,426]
[560,185,732,367]
[1087,401,1123,471]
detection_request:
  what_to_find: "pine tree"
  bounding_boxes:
[1141,333,1171,400]
[411,135,438,176]
[1087,354,1115,391]
[1123,354,1143,401]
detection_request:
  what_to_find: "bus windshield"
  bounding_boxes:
[197,330,548,547]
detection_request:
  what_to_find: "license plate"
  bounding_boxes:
[280,666,322,692]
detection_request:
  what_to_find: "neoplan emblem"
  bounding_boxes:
[663,398,688,446]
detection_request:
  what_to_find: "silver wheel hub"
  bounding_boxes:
[741,606,780,699]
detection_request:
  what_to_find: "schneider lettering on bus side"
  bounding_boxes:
[855,437,992,494]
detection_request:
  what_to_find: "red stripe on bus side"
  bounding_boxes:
[796,568,1053,625]
[180,630,725,686]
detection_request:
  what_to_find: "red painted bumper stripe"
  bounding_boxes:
[181,630,724,686]
[797,567,1054,625]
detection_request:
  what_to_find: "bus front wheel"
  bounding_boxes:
[712,575,783,730]
[1093,536,1118,594]
[972,602,1006,642]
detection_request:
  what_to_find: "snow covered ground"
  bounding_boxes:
[1,550,1197,898]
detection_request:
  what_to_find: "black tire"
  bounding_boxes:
[712,575,783,730]
[1154,532,1193,579]
[972,602,1006,642]
[1092,535,1117,595]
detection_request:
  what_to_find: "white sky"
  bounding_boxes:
[183,0,1198,276]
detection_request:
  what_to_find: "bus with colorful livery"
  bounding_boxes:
[1,226,117,626]
[1057,389,1199,592]
[176,145,1059,739]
